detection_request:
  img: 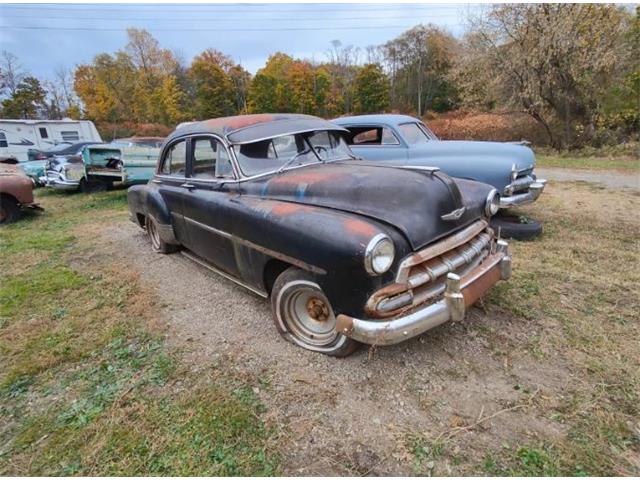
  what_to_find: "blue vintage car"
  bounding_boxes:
[333,114,546,209]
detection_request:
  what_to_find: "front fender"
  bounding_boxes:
[229,196,411,317]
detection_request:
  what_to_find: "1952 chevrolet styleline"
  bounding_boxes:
[127,114,512,356]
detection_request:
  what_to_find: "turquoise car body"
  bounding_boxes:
[83,143,159,186]
[17,160,46,185]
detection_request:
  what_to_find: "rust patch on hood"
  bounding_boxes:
[342,217,378,239]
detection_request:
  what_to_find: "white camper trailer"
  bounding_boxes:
[0,119,102,162]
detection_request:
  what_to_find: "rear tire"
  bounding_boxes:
[0,195,21,224]
[491,212,542,241]
[145,215,178,254]
[271,267,359,357]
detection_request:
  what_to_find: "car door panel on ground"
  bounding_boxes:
[180,136,239,276]
[345,125,408,164]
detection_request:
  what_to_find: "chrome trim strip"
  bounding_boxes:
[181,214,232,239]
[174,212,326,275]
[396,220,488,283]
[181,251,268,298]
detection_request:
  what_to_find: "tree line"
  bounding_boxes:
[0,4,637,149]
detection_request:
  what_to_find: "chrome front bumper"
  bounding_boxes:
[499,180,547,208]
[335,241,511,346]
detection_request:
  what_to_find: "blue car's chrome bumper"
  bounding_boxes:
[500,180,546,208]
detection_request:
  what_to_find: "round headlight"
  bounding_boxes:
[485,189,500,217]
[365,234,395,276]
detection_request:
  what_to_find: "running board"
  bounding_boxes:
[180,251,268,298]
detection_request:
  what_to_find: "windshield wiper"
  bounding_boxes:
[276,148,311,174]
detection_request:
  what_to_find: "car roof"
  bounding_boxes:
[166,113,348,145]
[332,114,423,126]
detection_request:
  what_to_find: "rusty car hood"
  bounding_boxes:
[242,161,491,250]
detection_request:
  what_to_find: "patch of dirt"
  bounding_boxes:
[536,167,640,190]
[82,218,574,476]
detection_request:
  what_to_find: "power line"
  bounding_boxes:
[0,4,468,14]
[0,23,464,33]
[0,13,464,22]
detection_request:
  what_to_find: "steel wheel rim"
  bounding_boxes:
[147,218,161,249]
[283,286,337,346]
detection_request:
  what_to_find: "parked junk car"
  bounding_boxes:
[28,141,102,186]
[43,140,162,192]
[42,142,104,191]
[81,140,161,190]
[333,114,547,210]
[127,114,512,356]
[0,164,42,224]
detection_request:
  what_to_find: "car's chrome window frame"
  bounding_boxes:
[156,136,189,178]
[397,121,434,145]
[188,134,238,182]
[416,122,439,141]
[156,133,240,183]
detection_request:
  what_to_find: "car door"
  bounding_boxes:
[155,138,189,244]
[345,125,408,164]
[180,135,239,276]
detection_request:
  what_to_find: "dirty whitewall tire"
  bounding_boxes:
[0,196,21,224]
[271,267,359,357]
[145,215,178,254]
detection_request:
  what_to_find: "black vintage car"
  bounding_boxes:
[127,114,512,356]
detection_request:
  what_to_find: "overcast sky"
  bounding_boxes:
[0,3,481,80]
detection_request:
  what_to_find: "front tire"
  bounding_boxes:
[271,267,359,357]
[145,215,178,254]
[0,196,21,224]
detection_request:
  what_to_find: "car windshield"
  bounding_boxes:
[398,122,436,145]
[233,130,353,177]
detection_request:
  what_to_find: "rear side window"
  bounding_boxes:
[192,137,233,179]
[349,127,399,146]
[0,132,7,148]
[160,140,187,176]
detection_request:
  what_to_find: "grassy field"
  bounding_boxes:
[537,154,640,171]
[0,190,279,475]
[1,180,639,475]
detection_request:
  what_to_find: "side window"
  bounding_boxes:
[191,137,234,179]
[61,131,79,142]
[39,127,49,139]
[160,140,187,176]
[381,128,400,145]
[350,127,399,146]
[0,132,7,148]
[352,128,381,145]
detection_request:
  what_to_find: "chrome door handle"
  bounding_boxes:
[180,183,195,190]
[151,179,161,184]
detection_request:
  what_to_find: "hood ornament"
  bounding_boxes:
[441,206,466,221]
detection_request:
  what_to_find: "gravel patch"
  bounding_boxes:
[89,219,569,475]
[536,167,640,190]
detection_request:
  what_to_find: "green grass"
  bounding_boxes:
[0,189,278,475]
[537,154,640,171]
